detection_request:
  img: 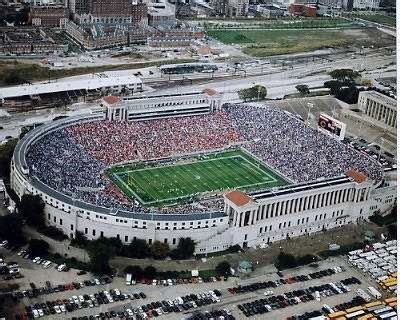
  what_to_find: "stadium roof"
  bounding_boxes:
[0,76,142,100]
[225,190,252,207]
[346,170,367,183]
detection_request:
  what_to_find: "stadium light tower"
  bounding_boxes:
[306,102,314,126]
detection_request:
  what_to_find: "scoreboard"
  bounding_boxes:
[318,113,346,141]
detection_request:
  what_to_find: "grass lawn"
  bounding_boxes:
[206,29,353,57]
[358,15,396,27]
[107,150,288,207]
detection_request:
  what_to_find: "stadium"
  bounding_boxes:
[10,92,396,254]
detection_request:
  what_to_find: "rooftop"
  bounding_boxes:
[346,170,368,184]
[0,76,142,100]
[203,88,217,96]
[103,95,120,105]
[225,190,252,207]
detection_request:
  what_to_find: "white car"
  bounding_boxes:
[60,305,66,313]
[264,290,274,296]
[54,306,61,314]
[126,309,134,316]
[72,296,79,304]
[32,309,39,318]
[94,278,101,285]
[79,295,84,303]
[0,240,8,247]
[38,309,44,317]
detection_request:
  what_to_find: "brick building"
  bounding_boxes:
[289,3,317,16]
[30,6,69,27]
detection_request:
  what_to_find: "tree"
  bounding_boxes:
[387,224,396,239]
[275,252,297,270]
[295,84,310,95]
[0,138,18,178]
[170,238,195,260]
[4,70,22,85]
[334,85,360,104]
[215,261,231,276]
[71,231,88,248]
[143,265,157,279]
[124,238,150,258]
[324,80,342,95]
[239,85,267,102]
[28,239,49,257]
[150,241,170,260]
[124,265,143,280]
[329,69,360,83]
[0,214,26,246]
[87,240,116,275]
[297,254,317,266]
[18,194,46,228]
[360,79,373,88]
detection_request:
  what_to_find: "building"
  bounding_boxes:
[65,21,148,49]
[289,3,317,16]
[228,0,249,16]
[317,0,343,8]
[352,0,380,9]
[358,91,397,129]
[0,27,66,55]
[211,0,249,17]
[29,6,69,27]
[10,101,396,255]
[256,5,285,18]
[105,89,222,121]
[132,1,148,26]
[88,0,132,19]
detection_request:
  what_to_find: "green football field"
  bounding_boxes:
[107,150,288,207]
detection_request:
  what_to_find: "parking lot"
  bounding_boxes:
[1,240,392,320]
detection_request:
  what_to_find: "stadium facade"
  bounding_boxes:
[10,98,397,254]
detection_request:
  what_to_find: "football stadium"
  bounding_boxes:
[11,92,396,254]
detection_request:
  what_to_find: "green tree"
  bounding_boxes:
[4,70,22,85]
[124,265,143,279]
[335,85,360,104]
[28,239,49,256]
[71,231,88,248]
[18,194,45,228]
[297,254,317,266]
[324,80,342,95]
[239,85,267,102]
[275,252,297,270]
[295,84,310,95]
[215,261,231,276]
[170,238,195,260]
[143,265,157,279]
[0,214,26,246]
[328,69,360,83]
[0,138,18,178]
[87,240,116,275]
[150,241,170,260]
[124,238,150,258]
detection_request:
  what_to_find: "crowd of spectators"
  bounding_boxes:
[225,104,383,183]
[25,104,383,215]
[66,113,239,166]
